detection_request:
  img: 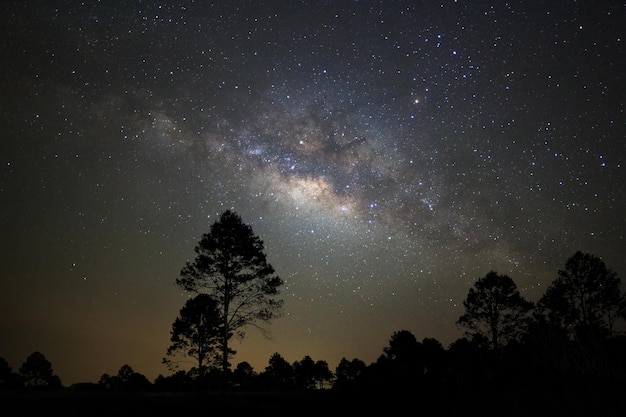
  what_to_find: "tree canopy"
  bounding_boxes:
[164,293,224,377]
[537,251,625,341]
[457,271,534,350]
[176,210,284,376]
[18,351,62,389]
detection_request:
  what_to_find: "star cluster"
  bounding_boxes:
[1,1,624,385]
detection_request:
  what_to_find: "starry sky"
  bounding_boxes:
[1,1,624,386]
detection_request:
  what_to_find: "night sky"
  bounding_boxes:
[1,1,624,386]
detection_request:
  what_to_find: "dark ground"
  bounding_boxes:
[3,387,626,417]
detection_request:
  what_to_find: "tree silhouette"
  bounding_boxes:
[447,337,488,386]
[118,364,151,391]
[0,357,21,389]
[537,251,625,342]
[291,355,333,390]
[383,329,421,362]
[261,352,294,391]
[117,364,134,383]
[18,351,62,389]
[232,361,258,390]
[312,359,334,389]
[457,271,533,351]
[176,210,284,378]
[378,329,424,390]
[164,293,224,378]
[293,355,317,390]
[153,370,194,392]
[98,364,151,391]
[333,357,366,391]
[98,373,116,389]
[421,337,446,382]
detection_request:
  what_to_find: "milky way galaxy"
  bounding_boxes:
[1,1,624,385]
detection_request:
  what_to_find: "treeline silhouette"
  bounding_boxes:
[2,332,625,415]
[2,250,625,416]
[2,330,625,395]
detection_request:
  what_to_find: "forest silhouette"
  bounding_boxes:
[2,211,625,416]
